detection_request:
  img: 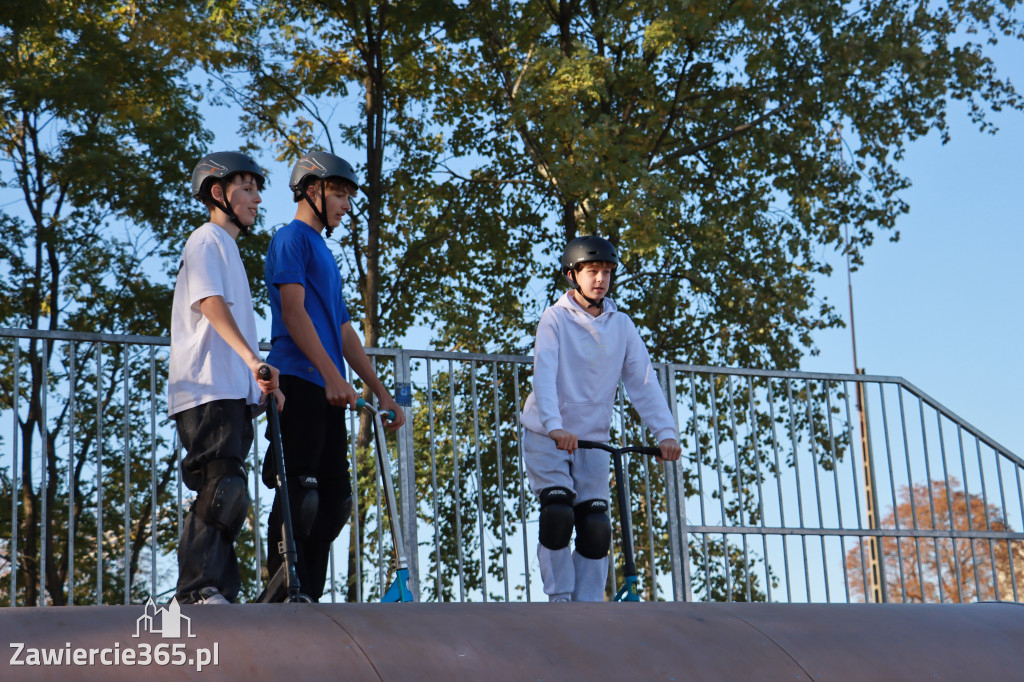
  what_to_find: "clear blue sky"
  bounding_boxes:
[801,38,1024,457]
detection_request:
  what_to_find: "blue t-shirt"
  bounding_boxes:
[265,219,351,385]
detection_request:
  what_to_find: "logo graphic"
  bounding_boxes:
[197,160,229,175]
[134,598,196,639]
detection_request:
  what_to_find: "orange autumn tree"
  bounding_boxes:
[846,478,1024,603]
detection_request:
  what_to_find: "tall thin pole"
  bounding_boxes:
[846,225,885,603]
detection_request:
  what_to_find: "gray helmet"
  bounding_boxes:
[191,151,265,201]
[289,151,360,198]
[561,236,619,274]
[290,151,359,237]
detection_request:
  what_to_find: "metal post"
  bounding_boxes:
[394,349,419,600]
[857,372,886,603]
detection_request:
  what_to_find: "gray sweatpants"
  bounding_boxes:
[523,428,610,601]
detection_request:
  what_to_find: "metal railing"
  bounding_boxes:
[2,328,1022,606]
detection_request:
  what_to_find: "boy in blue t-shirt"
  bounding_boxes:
[262,150,404,601]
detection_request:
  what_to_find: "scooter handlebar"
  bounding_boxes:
[356,398,396,422]
[577,440,662,458]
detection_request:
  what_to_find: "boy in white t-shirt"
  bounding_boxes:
[168,152,283,604]
[520,235,682,602]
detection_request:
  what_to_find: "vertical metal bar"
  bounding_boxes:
[11,341,19,606]
[691,373,706,527]
[665,365,690,602]
[691,373,711,601]
[804,381,830,602]
[725,376,752,602]
[513,362,532,602]
[842,382,867,600]
[708,377,731,600]
[992,443,1011,602]
[68,344,77,605]
[823,387,850,603]
[449,360,465,602]
[956,425,982,600]
[251,416,262,596]
[40,339,48,606]
[766,380,792,602]
[785,379,811,601]
[123,345,130,604]
[897,387,926,601]
[1006,537,1020,602]
[349,403,361,602]
[642,444,656,601]
[470,362,487,601]
[824,386,844,529]
[854,375,885,603]
[878,384,907,602]
[746,376,769,602]
[149,348,158,600]
[96,343,104,604]
[936,412,962,601]
[974,438,999,600]
[426,358,442,600]
[374,397,384,597]
[394,351,419,599]
[916,397,944,602]
[492,362,509,602]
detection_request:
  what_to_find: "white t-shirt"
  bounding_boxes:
[168,222,262,416]
[520,291,678,443]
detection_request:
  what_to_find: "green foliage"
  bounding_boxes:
[0,0,230,605]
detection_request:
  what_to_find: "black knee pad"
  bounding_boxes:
[574,499,611,559]
[318,493,352,542]
[290,475,320,539]
[194,460,250,541]
[538,487,575,551]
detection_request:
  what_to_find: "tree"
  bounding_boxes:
[209,0,1024,600]
[0,0,257,605]
[845,478,1024,603]
[439,0,1021,363]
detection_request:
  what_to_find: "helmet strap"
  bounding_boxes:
[302,181,333,238]
[210,181,249,235]
[568,269,604,312]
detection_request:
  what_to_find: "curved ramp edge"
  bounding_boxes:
[2,602,1021,680]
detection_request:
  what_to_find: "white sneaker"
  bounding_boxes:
[195,587,230,605]
[550,595,571,603]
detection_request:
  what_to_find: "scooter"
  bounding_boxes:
[357,398,414,602]
[577,440,662,602]
[256,365,313,603]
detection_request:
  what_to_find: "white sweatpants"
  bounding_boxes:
[523,428,610,601]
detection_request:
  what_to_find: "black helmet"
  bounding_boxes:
[191,151,265,201]
[290,151,359,237]
[561,235,619,274]
[289,151,360,198]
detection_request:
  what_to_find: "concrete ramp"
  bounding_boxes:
[3,601,1022,680]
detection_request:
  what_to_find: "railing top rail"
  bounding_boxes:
[3,327,1017,462]
[660,361,904,384]
[662,360,1020,464]
[0,327,169,346]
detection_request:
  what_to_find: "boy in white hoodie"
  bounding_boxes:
[520,235,682,602]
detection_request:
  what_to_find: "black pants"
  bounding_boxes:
[174,399,253,603]
[266,375,351,601]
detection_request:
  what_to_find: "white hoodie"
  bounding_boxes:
[520,291,678,443]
